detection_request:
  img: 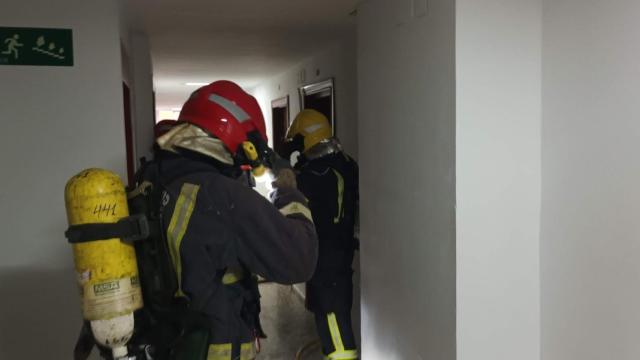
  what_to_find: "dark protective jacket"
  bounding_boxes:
[157,152,318,348]
[296,150,359,313]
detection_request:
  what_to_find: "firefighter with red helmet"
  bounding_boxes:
[151,81,318,359]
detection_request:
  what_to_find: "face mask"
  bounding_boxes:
[281,134,305,161]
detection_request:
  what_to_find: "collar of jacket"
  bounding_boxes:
[158,150,242,184]
[156,123,235,166]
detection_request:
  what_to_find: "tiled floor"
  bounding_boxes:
[257,283,324,360]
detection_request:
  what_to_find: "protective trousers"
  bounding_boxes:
[314,311,358,359]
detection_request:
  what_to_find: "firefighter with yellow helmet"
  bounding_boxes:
[283,109,360,360]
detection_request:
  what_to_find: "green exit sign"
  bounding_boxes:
[0,27,73,66]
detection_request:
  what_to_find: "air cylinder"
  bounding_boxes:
[65,169,143,359]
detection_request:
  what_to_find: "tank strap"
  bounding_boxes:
[65,214,150,244]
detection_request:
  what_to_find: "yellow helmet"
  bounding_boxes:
[286,109,332,153]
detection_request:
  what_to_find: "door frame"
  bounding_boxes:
[271,95,290,156]
[122,81,134,186]
[271,95,290,120]
[271,95,290,130]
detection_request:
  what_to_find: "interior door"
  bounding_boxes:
[271,96,290,156]
[122,82,134,186]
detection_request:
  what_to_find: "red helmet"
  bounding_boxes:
[178,80,267,155]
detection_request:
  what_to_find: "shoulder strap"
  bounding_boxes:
[65,214,149,244]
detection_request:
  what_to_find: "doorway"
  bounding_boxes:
[122,82,134,187]
[271,96,290,156]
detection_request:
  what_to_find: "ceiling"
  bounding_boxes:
[129,0,359,110]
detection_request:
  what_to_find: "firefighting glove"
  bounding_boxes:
[271,168,297,190]
[264,146,292,174]
[264,147,296,189]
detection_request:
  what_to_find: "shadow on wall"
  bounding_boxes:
[0,267,84,359]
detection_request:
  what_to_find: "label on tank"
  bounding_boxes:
[81,276,143,320]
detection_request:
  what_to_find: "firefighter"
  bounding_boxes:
[153,81,318,359]
[282,109,359,360]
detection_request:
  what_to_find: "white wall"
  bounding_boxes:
[358,0,640,359]
[0,1,146,358]
[357,0,457,358]
[541,1,640,359]
[456,0,542,359]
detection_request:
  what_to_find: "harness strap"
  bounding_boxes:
[65,214,150,244]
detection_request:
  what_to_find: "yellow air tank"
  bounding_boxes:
[65,169,143,359]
